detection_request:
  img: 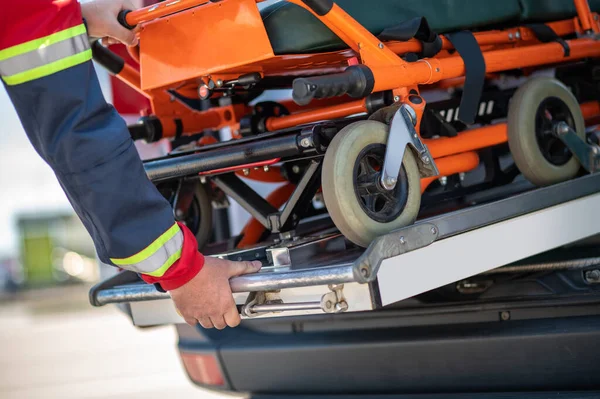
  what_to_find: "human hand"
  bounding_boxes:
[169,257,262,329]
[81,0,139,46]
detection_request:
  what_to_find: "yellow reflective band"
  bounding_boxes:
[0,24,87,61]
[111,223,181,266]
[2,49,92,86]
[142,248,183,278]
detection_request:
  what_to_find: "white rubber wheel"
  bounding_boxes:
[322,120,421,247]
[507,77,585,186]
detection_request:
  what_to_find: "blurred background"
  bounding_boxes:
[0,1,277,397]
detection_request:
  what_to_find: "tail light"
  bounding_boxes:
[180,352,225,387]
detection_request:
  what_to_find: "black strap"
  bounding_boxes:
[526,24,570,57]
[446,31,486,125]
[174,118,183,139]
[379,17,442,58]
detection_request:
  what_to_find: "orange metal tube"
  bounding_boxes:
[574,0,594,31]
[373,38,600,92]
[581,101,600,120]
[424,124,508,159]
[237,183,296,247]
[265,99,368,131]
[125,0,206,26]
[420,152,480,193]
[386,19,577,56]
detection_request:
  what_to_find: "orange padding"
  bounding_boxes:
[420,152,480,193]
[237,183,296,248]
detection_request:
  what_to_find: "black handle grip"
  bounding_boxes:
[118,9,137,30]
[292,65,374,106]
[90,40,125,75]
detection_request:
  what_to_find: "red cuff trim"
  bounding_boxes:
[140,222,204,291]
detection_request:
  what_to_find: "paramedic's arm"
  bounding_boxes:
[0,0,259,329]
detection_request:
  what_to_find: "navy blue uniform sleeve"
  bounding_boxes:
[3,60,176,265]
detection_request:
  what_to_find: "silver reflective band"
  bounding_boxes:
[120,229,184,275]
[0,33,90,77]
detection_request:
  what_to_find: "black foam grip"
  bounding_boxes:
[90,41,124,75]
[118,9,137,30]
[292,65,375,106]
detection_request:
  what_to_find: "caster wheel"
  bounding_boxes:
[322,120,421,247]
[507,77,585,186]
[177,182,213,250]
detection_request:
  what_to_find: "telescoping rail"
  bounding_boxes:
[90,172,600,326]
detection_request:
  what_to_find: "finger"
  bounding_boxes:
[183,317,197,327]
[109,22,138,46]
[227,260,262,278]
[224,303,241,328]
[198,317,214,329]
[210,315,227,330]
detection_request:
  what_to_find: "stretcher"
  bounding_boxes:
[90,0,600,323]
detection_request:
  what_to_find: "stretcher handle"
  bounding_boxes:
[292,65,375,106]
[118,9,137,30]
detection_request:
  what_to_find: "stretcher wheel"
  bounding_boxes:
[180,182,213,250]
[322,121,421,247]
[507,77,585,186]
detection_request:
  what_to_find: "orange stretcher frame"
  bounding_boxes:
[105,0,600,245]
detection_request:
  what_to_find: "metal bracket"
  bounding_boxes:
[354,222,438,283]
[242,284,349,317]
[555,122,600,173]
[381,104,439,190]
[321,284,348,313]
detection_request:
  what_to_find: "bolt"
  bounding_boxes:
[255,253,261,258]
[360,267,370,278]
[557,122,570,135]
[435,68,440,73]
[508,33,514,40]
[216,79,223,87]
[385,176,397,186]
[292,165,300,174]
[459,172,466,182]
[500,311,511,321]
[300,137,312,148]
[175,209,184,219]
[263,165,270,172]
[237,256,243,261]
[335,301,349,313]
[421,155,431,164]
[515,31,521,39]
[592,146,600,155]
[585,269,600,283]
[399,236,406,245]
[242,168,250,176]
[430,226,437,235]
[281,231,293,240]
[393,95,400,102]
[325,301,333,309]
[199,176,207,184]
[439,176,448,186]
[378,42,384,49]
[170,95,176,102]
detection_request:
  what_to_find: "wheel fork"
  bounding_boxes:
[380,104,439,190]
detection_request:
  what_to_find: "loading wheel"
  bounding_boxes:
[175,181,213,250]
[507,77,585,186]
[322,120,421,247]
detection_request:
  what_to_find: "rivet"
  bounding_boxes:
[399,236,406,245]
[431,226,437,235]
[378,42,384,49]
[393,96,400,102]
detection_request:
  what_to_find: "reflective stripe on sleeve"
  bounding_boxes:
[0,24,91,85]
[110,223,184,277]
